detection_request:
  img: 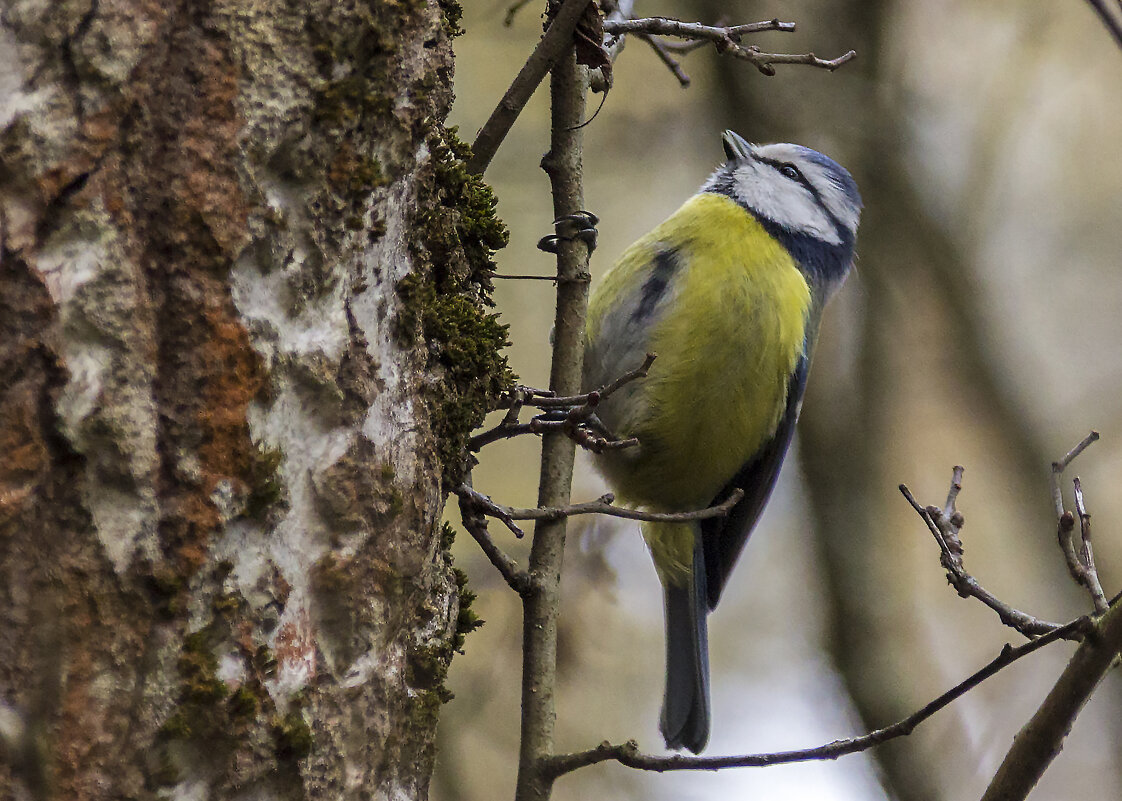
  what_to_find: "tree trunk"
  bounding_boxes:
[0,1,507,799]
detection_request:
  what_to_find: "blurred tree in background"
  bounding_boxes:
[439,2,1122,800]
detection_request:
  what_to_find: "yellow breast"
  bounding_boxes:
[587,193,811,511]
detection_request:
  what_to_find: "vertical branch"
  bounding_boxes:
[515,47,591,801]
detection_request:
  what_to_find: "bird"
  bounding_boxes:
[581,129,861,754]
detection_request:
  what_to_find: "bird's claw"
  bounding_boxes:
[537,210,599,254]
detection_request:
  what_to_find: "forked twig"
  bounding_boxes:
[900,474,1068,638]
[470,353,655,452]
[1050,432,1107,612]
[601,17,856,77]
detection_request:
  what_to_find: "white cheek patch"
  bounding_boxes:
[798,161,861,235]
[730,162,842,245]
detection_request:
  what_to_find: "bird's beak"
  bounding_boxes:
[722,130,753,163]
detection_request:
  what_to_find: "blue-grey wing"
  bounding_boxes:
[700,353,809,610]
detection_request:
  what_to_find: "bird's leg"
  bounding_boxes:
[537,210,599,254]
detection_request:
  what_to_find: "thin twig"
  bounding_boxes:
[543,616,1088,777]
[1057,511,1087,601]
[468,0,594,176]
[1049,431,1104,611]
[457,479,533,596]
[600,17,855,77]
[1085,0,1122,50]
[532,352,656,408]
[456,483,525,538]
[1073,477,1109,613]
[471,354,656,451]
[945,464,964,514]
[900,482,1066,638]
[468,415,637,453]
[602,17,796,39]
[981,600,1122,801]
[467,487,745,527]
[657,38,714,54]
[1050,430,1099,517]
[731,47,857,76]
[504,0,535,27]
[636,34,691,86]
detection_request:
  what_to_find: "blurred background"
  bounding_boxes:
[434,1,1122,799]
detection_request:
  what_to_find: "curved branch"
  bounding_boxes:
[544,616,1088,778]
[981,601,1122,801]
[900,481,1068,638]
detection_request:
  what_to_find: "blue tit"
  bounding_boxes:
[582,130,861,753]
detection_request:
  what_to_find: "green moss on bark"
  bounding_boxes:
[399,127,513,486]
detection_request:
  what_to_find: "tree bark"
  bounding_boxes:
[0,1,506,799]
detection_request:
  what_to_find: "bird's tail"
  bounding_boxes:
[659,531,711,753]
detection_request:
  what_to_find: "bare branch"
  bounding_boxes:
[1085,0,1122,50]
[603,17,795,39]
[515,44,593,801]
[636,34,691,87]
[981,600,1122,801]
[1073,477,1109,613]
[600,17,856,77]
[900,480,1067,638]
[731,47,857,76]
[1050,430,1099,517]
[456,480,533,596]
[468,487,745,527]
[493,273,561,281]
[471,354,655,452]
[1049,431,1106,610]
[543,616,1088,778]
[468,0,594,176]
[531,352,657,408]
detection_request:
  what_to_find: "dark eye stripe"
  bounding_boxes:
[754,155,849,242]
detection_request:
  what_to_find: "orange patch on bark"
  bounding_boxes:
[196,277,266,488]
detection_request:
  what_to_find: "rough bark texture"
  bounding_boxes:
[0,0,507,799]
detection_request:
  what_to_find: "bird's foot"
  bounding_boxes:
[537,210,599,254]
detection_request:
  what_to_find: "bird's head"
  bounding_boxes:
[703,130,862,287]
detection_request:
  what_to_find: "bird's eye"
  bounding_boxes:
[779,163,802,181]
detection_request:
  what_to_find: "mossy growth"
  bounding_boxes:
[228,685,260,720]
[406,640,456,730]
[452,565,483,654]
[425,127,509,284]
[244,442,285,522]
[272,708,314,761]
[160,629,231,740]
[400,126,514,485]
[160,590,273,748]
[148,565,186,619]
[398,272,513,484]
[438,0,464,37]
[311,74,394,130]
[439,523,484,655]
